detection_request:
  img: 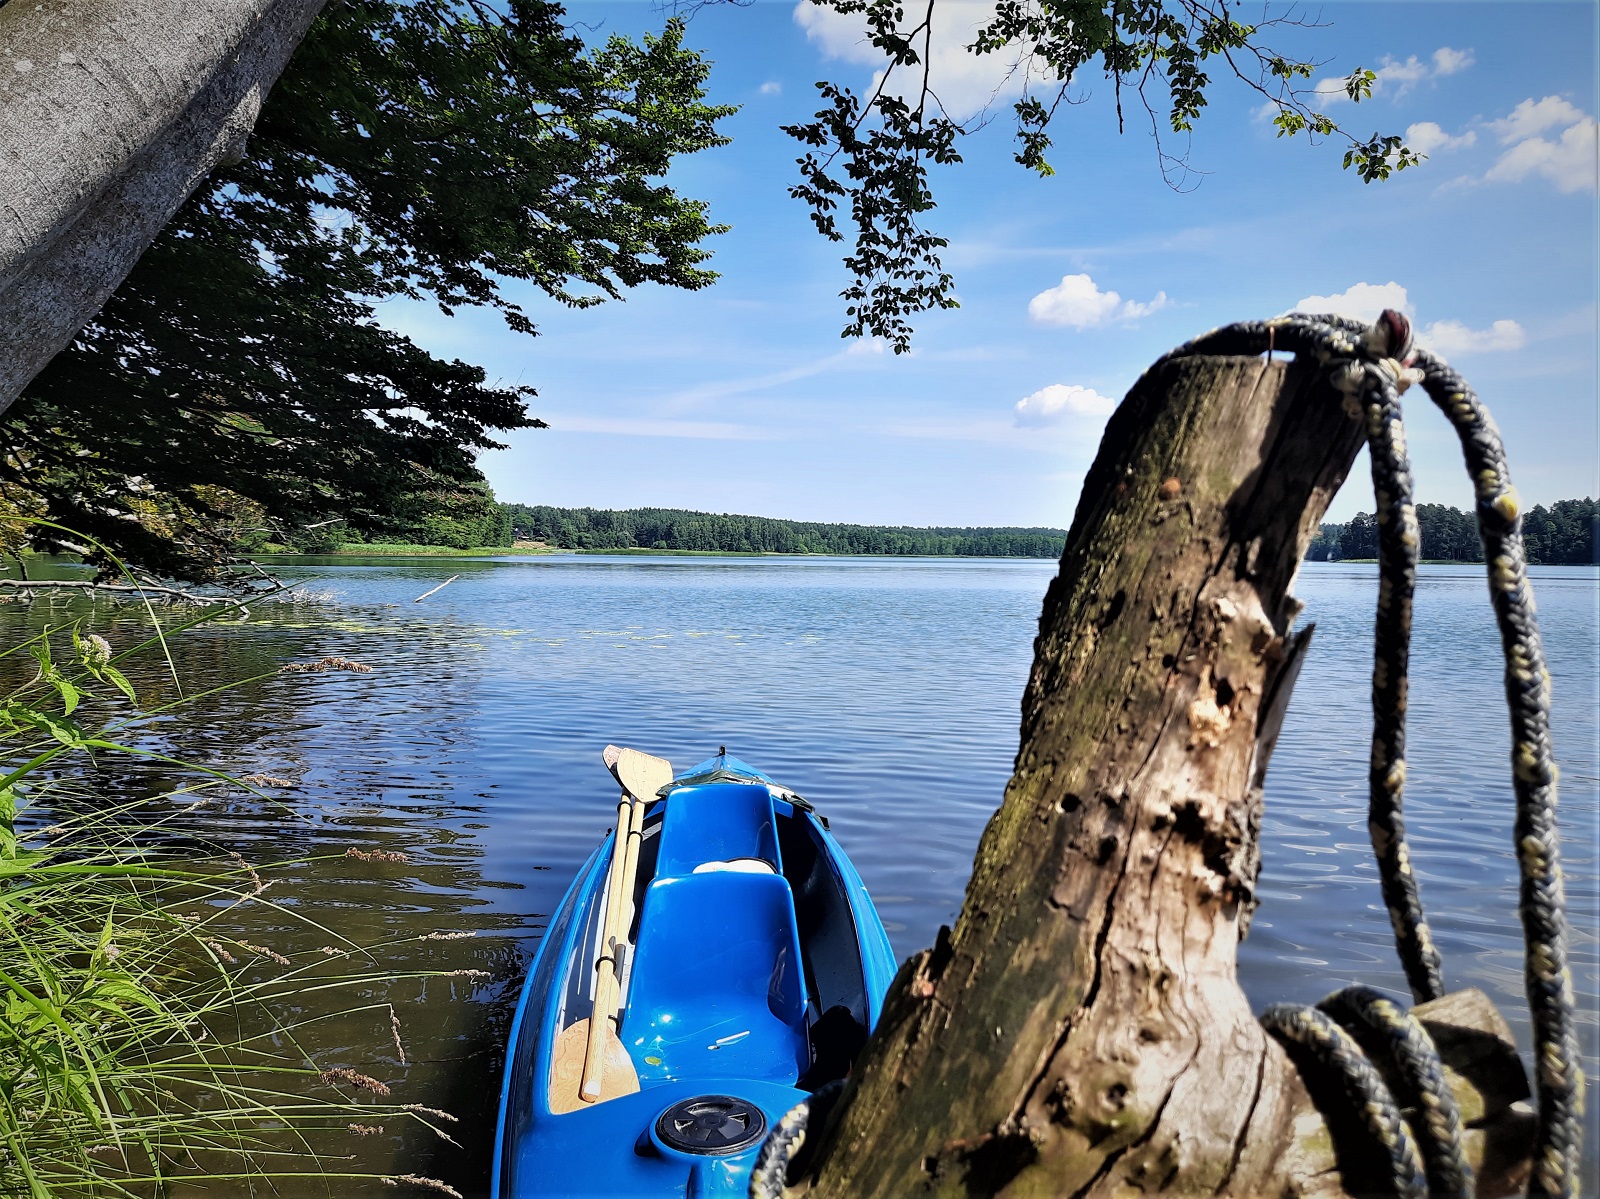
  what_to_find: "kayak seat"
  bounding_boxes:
[654,782,782,878]
[622,871,808,1086]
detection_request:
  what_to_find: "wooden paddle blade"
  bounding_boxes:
[547,1020,639,1114]
[609,747,673,804]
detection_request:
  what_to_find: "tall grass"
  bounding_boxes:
[0,599,463,1196]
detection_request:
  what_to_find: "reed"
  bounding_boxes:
[0,594,461,1196]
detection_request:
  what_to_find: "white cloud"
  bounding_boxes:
[1374,55,1433,91]
[1292,281,1414,324]
[1430,47,1475,77]
[1289,284,1526,357]
[1485,114,1597,193]
[1305,76,1352,105]
[793,0,1053,121]
[1418,319,1527,356]
[1405,120,1475,155]
[844,336,889,356]
[1490,96,1587,143]
[1015,383,1116,425]
[1311,46,1474,106]
[1028,274,1169,328]
[759,80,782,96]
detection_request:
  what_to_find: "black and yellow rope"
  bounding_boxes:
[749,1079,844,1199]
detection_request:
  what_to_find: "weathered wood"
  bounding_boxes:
[790,351,1514,1197]
[0,0,325,412]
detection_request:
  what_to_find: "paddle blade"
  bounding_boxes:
[607,746,673,804]
[548,1020,639,1114]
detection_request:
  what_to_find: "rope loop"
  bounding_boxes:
[749,1078,846,1199]
[1261,998,1430,1199]
[1317,986,1473,1198]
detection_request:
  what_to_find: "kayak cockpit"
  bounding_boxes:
[554,779,870,1101]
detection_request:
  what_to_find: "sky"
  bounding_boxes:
[381,0,1600,528]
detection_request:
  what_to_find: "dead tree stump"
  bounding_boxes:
[795,353,1533,1197]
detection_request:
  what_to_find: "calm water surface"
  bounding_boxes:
[6,555,1596,1194]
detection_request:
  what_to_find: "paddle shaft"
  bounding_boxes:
[580,791,642,1100]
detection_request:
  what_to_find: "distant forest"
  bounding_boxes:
[501,504,1069,558]
[339,497,1596,563]
[1307,498,1597,565]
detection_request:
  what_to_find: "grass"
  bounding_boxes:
[0,593,467,1196]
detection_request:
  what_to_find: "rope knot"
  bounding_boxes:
[1369,308,1417,363]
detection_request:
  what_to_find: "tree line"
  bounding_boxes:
[1307,498,1597,564]
[503,504,1068,558]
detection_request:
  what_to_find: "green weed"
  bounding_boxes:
[0,590,463,1197]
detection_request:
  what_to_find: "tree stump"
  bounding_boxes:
[795,352,1533,1196]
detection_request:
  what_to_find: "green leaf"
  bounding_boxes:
[2,702,86,748]
[97,663,137,705]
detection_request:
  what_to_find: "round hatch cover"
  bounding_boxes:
[655,1095,767,1155]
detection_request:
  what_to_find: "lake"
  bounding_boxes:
[4,554,1596,1194]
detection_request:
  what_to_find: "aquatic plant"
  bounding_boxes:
[0,598,462,1196]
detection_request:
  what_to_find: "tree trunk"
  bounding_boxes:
[0,0,325,413]
[796,352,1396,1196]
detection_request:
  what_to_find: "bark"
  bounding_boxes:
[0,0,326,413]
[797,353,1524,1197]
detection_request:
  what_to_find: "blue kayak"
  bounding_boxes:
[491,751,898,1198]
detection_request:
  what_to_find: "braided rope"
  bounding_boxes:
[1318,985,1473,1198]
[1357,341,1446,1004]
[748,1079,845,1199]
[1411,351,1585,1199]
[1259,1002,1430,1199]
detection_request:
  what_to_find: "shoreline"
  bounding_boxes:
[262,546,1063,561]
[258,548,1599,567]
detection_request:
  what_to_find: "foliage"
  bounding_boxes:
[0,0,733,582]
[1334,510,1379,561]
[1305,522,1343,562]
[1306,498,1597,564]
[0,601,466,1196]
[1520,498,1599,566]
[503,503,1067,556]
[786,0,1420,350]
[326,482,514,554]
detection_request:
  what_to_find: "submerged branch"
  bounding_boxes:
[0,579,240,605]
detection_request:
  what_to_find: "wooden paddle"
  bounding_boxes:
[547,745,673,1113]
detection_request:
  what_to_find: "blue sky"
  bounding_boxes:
[383,0,1599,527]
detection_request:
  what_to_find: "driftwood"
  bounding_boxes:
[792,353,1533,1196]
[0,0,325,412]
[0,578,226,605]
[414,575,461,603]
